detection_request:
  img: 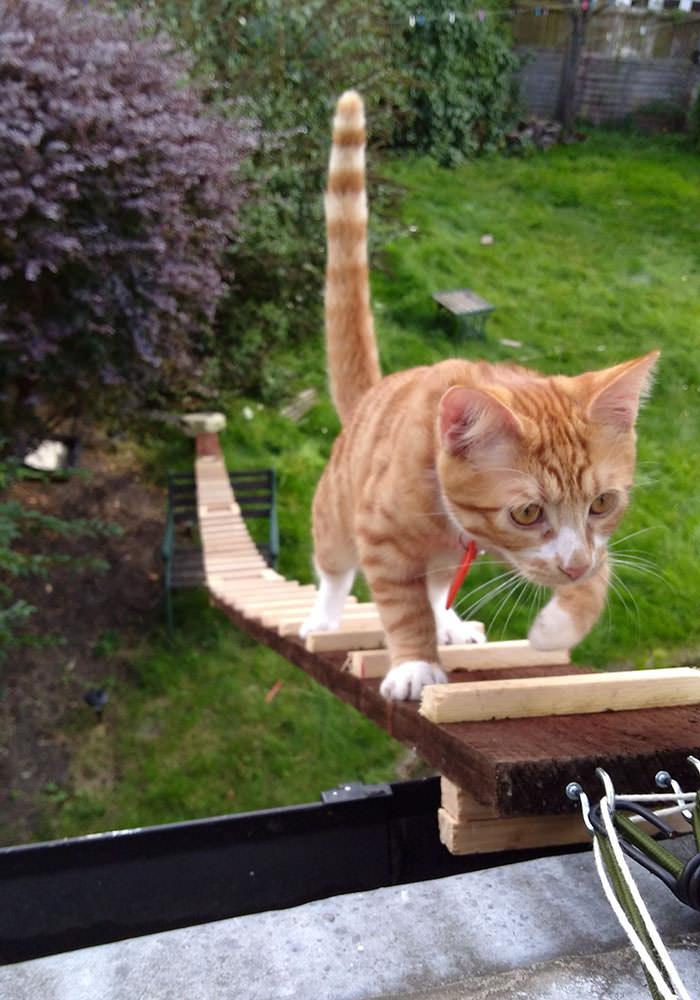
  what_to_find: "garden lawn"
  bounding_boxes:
[36,130,700,841]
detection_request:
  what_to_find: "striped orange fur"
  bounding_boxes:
[302,91,659,701]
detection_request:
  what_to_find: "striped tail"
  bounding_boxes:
[324,90,381,426]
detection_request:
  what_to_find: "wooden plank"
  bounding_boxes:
[350,640,569,678]
[207,586,700,818]
[305,622,386,653]
[421,668,700,724]
[438,807,588,855]
[196,432,700,819]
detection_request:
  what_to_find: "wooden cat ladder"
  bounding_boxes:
[195,431,700,856]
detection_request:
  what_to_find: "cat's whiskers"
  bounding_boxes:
[498,577,531,638]
[607,570,640,632]
[453,568,518,606]
[487,581,520,635]
[609,554,672,589]
[458,571,521,620]
[610,526,657,548]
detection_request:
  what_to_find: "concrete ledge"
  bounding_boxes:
[2,844,699,999]
[180,412,226,437]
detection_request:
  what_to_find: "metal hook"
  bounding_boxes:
[596,767,617,815]
[687,755,700,784]
[565,781,594,834]
[656,769,693,823]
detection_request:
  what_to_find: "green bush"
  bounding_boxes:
[114,0,519,398]
[119,0,408,399]
[390,1,519,165]
[0,0,253,452]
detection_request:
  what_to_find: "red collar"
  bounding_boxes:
[445,539,478,610]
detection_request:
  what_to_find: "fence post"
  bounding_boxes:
[555,1,592,134]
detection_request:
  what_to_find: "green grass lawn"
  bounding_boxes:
[37,129,700,841]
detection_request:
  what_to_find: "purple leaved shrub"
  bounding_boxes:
[0,0,254,450]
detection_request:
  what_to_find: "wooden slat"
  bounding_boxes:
[421,668,700,724]
[258,607,319,629]
[305,622,386,653]
[233,598,311,615]
[438,807,588,855]
[277,605,379,636]
[349,640,569,678]
[236,587,318,607]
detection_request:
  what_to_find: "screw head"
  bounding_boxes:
[565,781,583,802]
[655,770,672,789]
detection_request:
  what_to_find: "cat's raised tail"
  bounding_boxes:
[324,90,381,426]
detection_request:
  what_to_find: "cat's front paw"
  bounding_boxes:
[436,609,486,646]
[379,660,447,701]
[529,598,582,651]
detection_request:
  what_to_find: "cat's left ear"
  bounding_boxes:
[585,350,660,432]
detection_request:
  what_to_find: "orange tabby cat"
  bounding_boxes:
[301,90,659,701]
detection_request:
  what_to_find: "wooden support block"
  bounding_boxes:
[421,667,700,724]
[438,806,588,855]
[440,777,499,821]
[305,622,386,653]
[349,639,568,679]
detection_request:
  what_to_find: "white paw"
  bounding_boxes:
[299,612,340,639]
[529,598,581,651]
[379,660,448,701]
[436,610,486,646]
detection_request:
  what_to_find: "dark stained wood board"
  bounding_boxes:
[209,593,700,818]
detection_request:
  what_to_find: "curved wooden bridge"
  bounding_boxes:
[195,432,700,854]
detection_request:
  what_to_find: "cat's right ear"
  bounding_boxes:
[439,386,523,458]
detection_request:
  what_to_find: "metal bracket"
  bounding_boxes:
[320,781,393,804]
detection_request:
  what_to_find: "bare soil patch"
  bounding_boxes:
[0,438,164,844]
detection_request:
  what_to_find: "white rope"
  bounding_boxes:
[592,835,679,1000]
[617,793,696,804]
[598,788,692,1000]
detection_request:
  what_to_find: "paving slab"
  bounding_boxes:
[2,842,699,1000]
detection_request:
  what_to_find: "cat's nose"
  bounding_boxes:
[560,562,588,581]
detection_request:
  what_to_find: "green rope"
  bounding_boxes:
[692,790,700,853]
[614,812,684,880]
[597,831,673,1000]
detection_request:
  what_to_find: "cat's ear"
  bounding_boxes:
[439,386,523,458]
[586,351,659,432]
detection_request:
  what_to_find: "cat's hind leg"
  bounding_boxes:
[300,463,357,638]
[299,565,356,638]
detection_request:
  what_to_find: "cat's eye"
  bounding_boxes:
[510,503,543,527]
[590,492,617,516]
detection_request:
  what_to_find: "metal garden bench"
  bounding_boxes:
[432,288,495,339]
[162,468,278,636]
